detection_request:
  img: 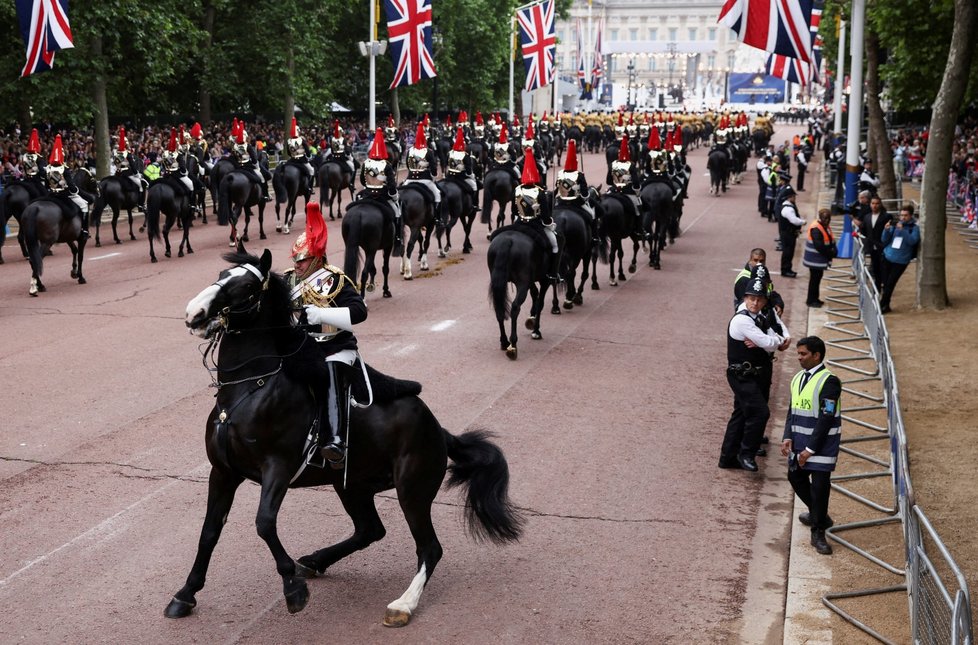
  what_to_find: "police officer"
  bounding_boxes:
[859,158,881,196]
[796,139,811,192]
[756,155,772,217]
[778,186,805,278]
[720,265,791,472]
[780,336,842,555]
[289,202,368,466]
[734,248,784,315]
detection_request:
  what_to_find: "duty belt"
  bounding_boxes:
[727,361,765,377]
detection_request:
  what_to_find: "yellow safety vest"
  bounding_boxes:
[788,369,841,470]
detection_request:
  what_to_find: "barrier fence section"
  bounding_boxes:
[819,236,972,644]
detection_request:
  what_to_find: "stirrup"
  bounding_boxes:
[321,440,346,468]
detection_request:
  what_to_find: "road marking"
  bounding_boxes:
[395,344,418,356]
[429,319,456,332]
[88,252,123,261]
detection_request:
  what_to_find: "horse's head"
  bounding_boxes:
[185,243,274,338]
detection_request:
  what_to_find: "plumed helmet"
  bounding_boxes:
[190,122,203,140]
[557,139,581,198]
[514,148,542,219]
[291,202,329,262]
[48,134,65,167]
[117,126,128,152]
[407,123,429,170]
[617,133,631,162]
[498,124,508,145]
[290,117,298,139]
[368,127,388,160]
[413,121,427,149]
[452,127,466,152]
[27,128,41,154]
[648,126,661,152]
[167,128,178,153]
[331,120,344,148]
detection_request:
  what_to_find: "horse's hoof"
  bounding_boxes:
[228,240,236,247]
[654,264,661,270]
[591,283,600,291]
[151,257,158,263]
[116,239,122,245]
[462,247,471,254]
[95,241,102,248]
[609,280,618,287]
[551,306,561,315]
[365,284,375,293]
[178,251,184,258]
[438,250,446,259]
[29,289,38,297]
[564,301,575,310]
[384,608,412,627]
[165,251,172,258]
[295,559,322,578]
[283,225,290,235]
[242,235,250,242]
[284,578,309,614]
[383,290,392,298]
[260,234,267,240]
[78,275,88,285]
[531,331,542,340]
[70,270,78,279]
[573,295,583,305]
[164,596,197,619]
[505,346,518,360]
[276,225,282,232]
[524,317,536,330]
[628,265,636,274]
[404,274,413,281]
[486,234,491,240]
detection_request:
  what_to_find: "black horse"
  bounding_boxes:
[317,160,355,221]
[434,176,477,257]
[707,148,730,196]
[184,155,209,223]
[551,202,601,313]
[172,245,522,625]
[272,161,311,235]
[343,200,394,298]
[92,175,141,246]
[21,197,87,296]
[597,193,641,285]
[208,158,235,211]
[217,169,266,247]
[0,180,43,263]
[639,181,673,270]
[486,223,553,360]
[397,184,435,279]
[145,177,193,262]
[481,167,518,237]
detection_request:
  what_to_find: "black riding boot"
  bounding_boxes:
[320,361,351,467]
[547,250,562,284]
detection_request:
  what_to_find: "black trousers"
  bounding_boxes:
[780,227,797,274]
[807,267,825,305]
[758,183,767,214]
[868,248,885,292]
[787,467,832,530]
[797,166,807,191]
[880,258,910,309]
[721,368,771,460]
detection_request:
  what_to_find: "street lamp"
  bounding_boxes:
[627,57,636,109]
[667,42,678,92]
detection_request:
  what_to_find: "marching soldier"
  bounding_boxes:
[288,202,368,467]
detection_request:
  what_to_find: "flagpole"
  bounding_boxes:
[833,19,846,135]
[369,0,377,133]
[509,15,516,119]
[586,1,592,108]
[840,0,866,260]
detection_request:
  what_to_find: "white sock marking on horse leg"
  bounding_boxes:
[386,563,427,616]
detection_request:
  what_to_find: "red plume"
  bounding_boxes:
[167,128,178,152]
[290,117,297,138]
[368,128,388,160]
[564,139,578,172]
[498,125,508,145]
[452,128,466,152]
[521,148,540,186]
[333,120,341,139]
[305,202,328,258]
[617,133,631,162]
[648,126,661,151]
[118,127,127,152]
[414,122,426,149]
[27,128,40,154]
[48,134,64,166]
[525,119,535,140]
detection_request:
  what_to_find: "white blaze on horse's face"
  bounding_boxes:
[185,266,253,336]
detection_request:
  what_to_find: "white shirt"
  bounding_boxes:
[781,202,806,227]
[728,304,790,351]
[860,169,880,187]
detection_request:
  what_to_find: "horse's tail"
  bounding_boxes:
[443,428,524,544]
[488,242,512,321]
[272,165,287,205]
[22,205,43,277]
[594,201,609,265]
[145,186,162,241]
[343,211,362,281]
[217,175,231,226]
[91,193,106,229]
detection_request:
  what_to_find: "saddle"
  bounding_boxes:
[489,218,552,253]
[399,181,435,206]
[603,190,639,221]
[347,193,396,223]
[441,173,476,195]
[351,363,422,404]
[38,194,82,220]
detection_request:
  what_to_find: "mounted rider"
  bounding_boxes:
[384,115,401,162]
[176,124,206,207]
[644,127,682,203]
[188,122,210,174]
[229,118,272,202]
[445,127,480,216]
[113,126,147,212]
[513,147,560,283]
[358,127,402,246]
[45,134,94,239]
[286,117,316,185]
[472,111,486,140]
[288,201,368,467]
[160,127,197,208]
[510,114,523,141]
[489,123,521,184]
[403,121,443,225]
[554,139,596,236]
[18,128,48,196]
[323,120,356,177]
[609,132,643,232]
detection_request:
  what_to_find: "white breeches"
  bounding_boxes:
[127,174,142,189]
[404,178,441,204]
[71,194,89,213]
[324,348,358,366]
[180,176,194,192]
[544,223,558,252]
[464,177,477,192]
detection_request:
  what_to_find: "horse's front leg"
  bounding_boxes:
[274,200,283,232]
[165,467,244,618]
[257,204,267,240]
[240,207,250,243]
[629,237,640,274]
[254,465,308,614]
[163,219,173,259]
[507,283,530,359]
[529,282,547,340]
[381,248,392,298]
[179,213,193,257]
[131,208,141,238]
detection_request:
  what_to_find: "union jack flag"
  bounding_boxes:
[590,18,603,93]
[16,0,74,78]
[717,0,814,64]
[576,20,592,99]
[384,0,437,89]
[517,0,556,92]
[766,53,810,86]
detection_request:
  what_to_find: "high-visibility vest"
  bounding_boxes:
[803,220,834,269]
[143,163,161,182]
[788,369,841,471]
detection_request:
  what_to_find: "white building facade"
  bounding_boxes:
[554,0,767,111]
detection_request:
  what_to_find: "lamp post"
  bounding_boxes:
[626,57,636,109]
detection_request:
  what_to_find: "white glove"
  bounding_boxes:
[303,305,353,332]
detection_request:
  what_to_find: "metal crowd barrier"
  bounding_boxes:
[817,236,972,644]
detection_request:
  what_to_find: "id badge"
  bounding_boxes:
[891,236,903,250]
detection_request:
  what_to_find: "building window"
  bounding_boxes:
[630,28,638,41]
[688,28,697,41]
[668,27,678,41]
[610,28,619,42]
[649,27,658,41]
[708,27,717,41]
[707,54,716,68]
[651,58,657,72]
[727,52,736,69]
